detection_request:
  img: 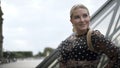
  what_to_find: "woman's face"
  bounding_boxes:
[71,8,90,32]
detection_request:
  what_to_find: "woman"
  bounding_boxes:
[58,4,119,68]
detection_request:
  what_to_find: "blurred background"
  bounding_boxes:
[1,0,106,56]
[1,0,120,68]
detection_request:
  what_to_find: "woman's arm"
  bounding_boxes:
[92,30,119,68]
[57,40,72,68]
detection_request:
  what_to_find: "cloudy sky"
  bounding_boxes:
[1,0,107,55]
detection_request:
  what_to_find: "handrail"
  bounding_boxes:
[90,0,112,25]
[36,49,58,68]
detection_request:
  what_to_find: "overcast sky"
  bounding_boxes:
[1,0,107,55]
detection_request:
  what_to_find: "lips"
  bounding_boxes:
[79,24,86,27]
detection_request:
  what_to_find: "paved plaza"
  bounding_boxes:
[0,58,43,68]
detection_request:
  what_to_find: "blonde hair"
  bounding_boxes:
[70,4,89,19]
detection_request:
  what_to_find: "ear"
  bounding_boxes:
[89,15,91,20]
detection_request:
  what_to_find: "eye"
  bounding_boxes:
[74,15,80,19]
[83,14,88,18]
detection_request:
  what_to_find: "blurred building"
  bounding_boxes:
[0,1,3,60]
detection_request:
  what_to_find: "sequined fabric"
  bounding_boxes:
[58,30,119,68]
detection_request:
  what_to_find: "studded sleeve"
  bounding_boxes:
[92,30,119,68]
[57,39,73,68]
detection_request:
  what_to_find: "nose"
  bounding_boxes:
[80,17,84,23]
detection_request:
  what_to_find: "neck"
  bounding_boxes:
[76,29,88,36]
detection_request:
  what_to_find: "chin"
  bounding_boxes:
[79,27,88,31]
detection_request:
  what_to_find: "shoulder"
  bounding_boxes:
[57,33,76,50]
[61,32,77,43]
[92,30,104,38]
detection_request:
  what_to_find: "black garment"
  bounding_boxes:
[58,30,119,68]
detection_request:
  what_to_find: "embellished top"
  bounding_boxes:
[58,30,119,68]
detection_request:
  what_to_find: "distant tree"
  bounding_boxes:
[35,47,55,57]
[3,51,33,58]
[43,47,54,56]
[14,52,24,58]
[23,51,33,57]
[3,52,11,58]
[35,52,44,57]
[3,51,16,58]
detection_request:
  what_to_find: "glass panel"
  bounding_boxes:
[93,11,114,35]
[91,1,120,47]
